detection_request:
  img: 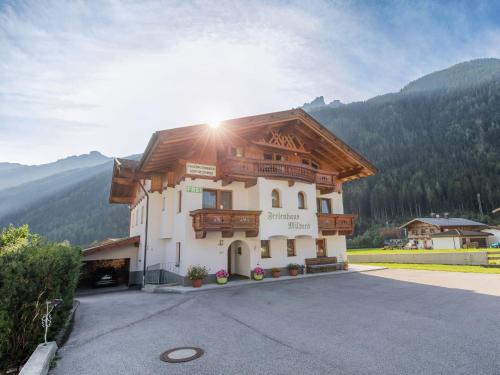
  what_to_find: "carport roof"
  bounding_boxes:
[83,236,140,256]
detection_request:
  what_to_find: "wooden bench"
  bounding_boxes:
[305,257,340,273]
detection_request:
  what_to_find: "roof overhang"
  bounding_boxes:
[82,236,140,256]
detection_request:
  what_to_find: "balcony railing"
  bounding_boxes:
[222,157,339,190]
[190,209,262,239]
[317,213,356,235]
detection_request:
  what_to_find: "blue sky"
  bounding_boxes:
[1,0,499,164]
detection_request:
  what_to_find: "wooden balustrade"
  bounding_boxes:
[317,213,356,235]
[190,209,262,239]
[222,158,339,190]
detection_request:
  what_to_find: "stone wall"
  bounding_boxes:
[348,252,488,265]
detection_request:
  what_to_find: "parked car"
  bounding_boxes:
[491,242,500,249]
[92,267,118,288]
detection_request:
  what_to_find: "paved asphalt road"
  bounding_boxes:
[52,270,500,375]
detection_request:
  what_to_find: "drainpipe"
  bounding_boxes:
[138,181,150,287]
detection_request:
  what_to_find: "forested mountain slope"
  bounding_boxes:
[307,59,500,231]
[0,167,129,246]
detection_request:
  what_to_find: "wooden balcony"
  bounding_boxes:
[190,209,262,239]
[221,157,339,191]
[317,213,356,235]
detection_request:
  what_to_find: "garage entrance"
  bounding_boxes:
[79,258,130,288]
[80,236,140,289]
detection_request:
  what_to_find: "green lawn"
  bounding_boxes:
[348,248,493,255]
[357,263,500,274]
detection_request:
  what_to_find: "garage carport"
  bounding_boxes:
[80,236,141,288]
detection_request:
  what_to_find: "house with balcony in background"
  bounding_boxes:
[400,217,489,249]
[82,109,376,286]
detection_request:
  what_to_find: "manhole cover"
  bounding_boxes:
[160,347,204,363]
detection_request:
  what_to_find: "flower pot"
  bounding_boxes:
[192,279,203,288]
[343,263,349,271]
[289,269,298,276]
[272,271,280,278]
[254,274,263,281]
[217,277,228,285]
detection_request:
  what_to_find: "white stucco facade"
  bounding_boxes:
[128,176,348,284]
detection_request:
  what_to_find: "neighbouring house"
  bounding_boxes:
[482,226,500,246]
[83,109,376,286]
[400,217,488,249]
[431,229,492,249]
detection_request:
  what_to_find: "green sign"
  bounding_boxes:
[186,186,202,193]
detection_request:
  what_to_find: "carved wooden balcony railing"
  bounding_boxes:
[190,209,262,239]
[317,213,356,235]
[221,157,339,191]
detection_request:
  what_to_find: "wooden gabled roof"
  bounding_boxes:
[109,109,377,204]
[138,109,376,179]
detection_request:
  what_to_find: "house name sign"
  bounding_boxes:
[267,211,311,230]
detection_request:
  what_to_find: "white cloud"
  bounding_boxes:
[0,0,499,164]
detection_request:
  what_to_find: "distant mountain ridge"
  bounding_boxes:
[0,151,111,190]
[401,58,500,94]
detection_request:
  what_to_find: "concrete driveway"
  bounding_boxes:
[52,270,500,375]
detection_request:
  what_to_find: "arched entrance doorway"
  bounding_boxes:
[227,240,251,279]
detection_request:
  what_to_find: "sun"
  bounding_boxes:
[208,120,220,129]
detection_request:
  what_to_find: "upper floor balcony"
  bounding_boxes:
[221,157,339,191]
[317,213,355,235]
[190,209,262,239]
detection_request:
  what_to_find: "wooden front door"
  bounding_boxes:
[316,239,326,257]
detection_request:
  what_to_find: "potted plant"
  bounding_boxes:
[287,263,300,276]
[187,265,208,288]
[271,267,281,278]
[343,261,349,271]
[216,269,229,284]
[253,266,265,280]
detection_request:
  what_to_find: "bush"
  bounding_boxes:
[0,225,81,371]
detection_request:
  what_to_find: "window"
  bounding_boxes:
[271,189,281,208]
[298,192,306,209]
[177,190,182,213]
[162,196,166,211]
[316,239,326,257]
[264,152,284,161]
[287,239,296,257]
[140,206,144,224]
[175,242,181,267]
[202,189,233,209]
[230,147,243,157]
[202,189,217,209]
[220,191,232,209]
[317,198,332,214]
[261,240,271,258]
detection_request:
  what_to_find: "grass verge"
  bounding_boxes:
[356,263,500,274]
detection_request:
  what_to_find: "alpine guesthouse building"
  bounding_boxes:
[104,109,376,285]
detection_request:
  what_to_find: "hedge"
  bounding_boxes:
[0,225,81,371]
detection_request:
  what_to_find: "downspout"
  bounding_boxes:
[138,181,150,287]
